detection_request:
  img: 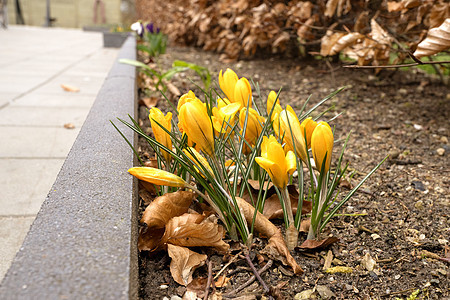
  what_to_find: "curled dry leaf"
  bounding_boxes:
[414,18,450,58]
[236,197,304,274]
[141,191,195,228]
[167,244,207,286]
[329,32,365,56]
[63,123,75,129]
[370,19,393,45]
[262,191,312,220]
[60,84,80,92]
[139,97,158,108]
[138,191,195,251]
[161,212,230,253]
[324,0,339,18]
[297,236,339,251]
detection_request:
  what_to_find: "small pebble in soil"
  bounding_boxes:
[411,180,426,191]
[436,148,445,156]
[159,284,169,289]
[371,233,381,240]
[415,200,424,210]
[394,274,401,280]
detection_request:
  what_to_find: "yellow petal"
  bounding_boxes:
[128,167,186,187]
[300,117,318,149]
[285,150,297,175]
[179,101,215,156]
[177,90,199,111]
[219,69,238,102]
[149,107,172,162]
[279,107,307,163]
[311,122,334,173]
[234,77,252,108]
[183,147,213,177]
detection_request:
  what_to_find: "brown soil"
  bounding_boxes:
[136,47,449,299]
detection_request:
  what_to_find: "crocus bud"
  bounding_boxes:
[219,68,238,102]
[128,167,186,187]
[234,77,252,108]
[300,117,318,149]
[179,99,215,156]
[311,122,333,174]
[149,108,172,163]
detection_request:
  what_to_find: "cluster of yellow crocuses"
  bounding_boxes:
[148,68,333,181]
[130,68,335,246]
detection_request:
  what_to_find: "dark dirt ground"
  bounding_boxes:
[135,46,449,300]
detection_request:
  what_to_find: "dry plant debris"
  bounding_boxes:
[137,0,450,65]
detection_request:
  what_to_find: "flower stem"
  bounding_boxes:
[282,187,298,250]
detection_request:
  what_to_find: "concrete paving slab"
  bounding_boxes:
[10,93,96,108]
[0,159,65,216]
[0,25,120,286]
[0,126,80,158]
[0,216,35,280]
[0,106,90,127]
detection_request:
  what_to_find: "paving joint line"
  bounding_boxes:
[0,215,36,218]
[0,47,103,111]
[0,157,67,160]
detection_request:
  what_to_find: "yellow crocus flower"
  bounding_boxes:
[219,68,238,102]
[311,122,334,174]
[128,167,186,187]
[179,99,215,156]
[211,102,240,135]
[239,107,265,152]
[149,107,172,162]
[177,90,200,111]
[255,136,297,189]
[266,91,282,120]
[183,147,213,177]
[273,105,308,163]
[300,117,318,149]
[234,77,252,108]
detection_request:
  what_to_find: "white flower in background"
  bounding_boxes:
[131,21,143,36]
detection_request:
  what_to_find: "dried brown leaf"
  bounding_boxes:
[166,81,181,96]
[138,191,195,251]
[161,213,230,252]
[167,244,207,286]
[370,19,393,45]
[299,218,311,233]
[414,18,450,58]
[427,3,450,29]
[140,191,195,228]
[139,97,158,108]
[329,32,364,55]
[61,84,80,92]
[236,197,304,274]
[325,0,339,18]
[320,31,345,56]
[262,192,312,220]
[63,123,75,129]
[297,236,339,250]
[387,1,404,12]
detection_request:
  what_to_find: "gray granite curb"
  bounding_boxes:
[0,37,139,299]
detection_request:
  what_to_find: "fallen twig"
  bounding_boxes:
[213,251,242,280]
[203,260,213,300]
[223,259,273,298]
[343,60,450,69]
[243,251,270,295]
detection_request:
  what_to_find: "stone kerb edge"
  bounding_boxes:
[0,36,139,299]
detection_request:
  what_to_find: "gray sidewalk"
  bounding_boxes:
[0,25,119,281]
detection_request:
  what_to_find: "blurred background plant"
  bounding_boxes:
[136,0,449,82]
[121,21,211,93]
